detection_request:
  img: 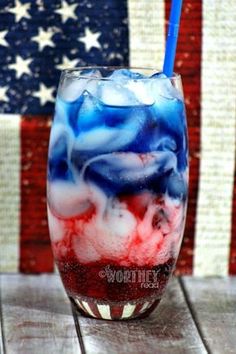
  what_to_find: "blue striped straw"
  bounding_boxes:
[163,0,183,77]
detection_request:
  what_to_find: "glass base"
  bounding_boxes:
[70,296,161,320]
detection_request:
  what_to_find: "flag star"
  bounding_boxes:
[55,1,78,23]
[32,28,55,51]
[33,84,55,106]
[79,27,101,52]
[9,56,32,79]
[9,0,31,22]
[56,56,79,71]
[0,86,9,102]
[0,31,9,47]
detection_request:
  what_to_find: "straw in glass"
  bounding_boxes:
[163,0,183,77]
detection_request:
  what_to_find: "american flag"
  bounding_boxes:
[0,0,236,276]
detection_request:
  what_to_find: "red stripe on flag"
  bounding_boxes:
[20,116,54,273]
[165,0,202,274]
[229,175,236,274]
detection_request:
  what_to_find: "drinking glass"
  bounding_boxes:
[47,67,188,320]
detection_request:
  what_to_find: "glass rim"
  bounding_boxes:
[60,66,181,82]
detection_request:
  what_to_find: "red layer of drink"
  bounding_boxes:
[57,256,175,303]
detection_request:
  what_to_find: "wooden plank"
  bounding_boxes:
[0,274,81,354]
[182,277,236,354]
[77,277,207,354]
[0,276,6,354]
[0,299,5,354]
[0,322,5,354]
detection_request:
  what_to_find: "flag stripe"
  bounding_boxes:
[0,114,20,272]
[229,96,236,274]
[20,115,54,273]
[229,163,236,274]
[128,0,165,68]
[165,0,202,274]
[193,0,236,276]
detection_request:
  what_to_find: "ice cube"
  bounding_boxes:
[49,123,74,155]
[150,72,183,101]
[77,198,137,261]
[73,234,101,263]
[59,79,84,102]
[97,200,137,259]
[86,151,177,186]
[98,80,139,107]
[137,204,157,241]
[128,228,163,266]
[150,93,186,159]
[54,97,69,125]
[75,106,146,153]
[109,68,146,81]
[150,136,177,152]
[167,172,187,200]
[59,69,102,102]
[74,126,136,153]
[48,123,76,181]
[154,235,172,265]
[166,196,184,233]
[76,93,104,132]
[55,92,104,137]
[125,80,154,106]
[97,68,149,106]
[47,206,66,242]
[48,180,92,218]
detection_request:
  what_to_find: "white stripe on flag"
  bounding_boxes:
[194,1,236,276]
[128,0,165,69]
[0,114,20,272]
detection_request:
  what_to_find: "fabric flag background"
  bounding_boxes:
[0,0,236,275]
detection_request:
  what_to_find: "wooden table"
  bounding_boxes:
[0,275,235,354]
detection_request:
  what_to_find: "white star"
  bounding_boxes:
[32,28,55,51]
[0,31,9,47]
[56,56,79,71]
[9,56,32,79]
[55,1,77,23]
[9,0,31,22]
[0,86,9,102]
[79,27,101,52]
[33,84,55,106]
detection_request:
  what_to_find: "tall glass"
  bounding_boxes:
[47,67,188,320]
